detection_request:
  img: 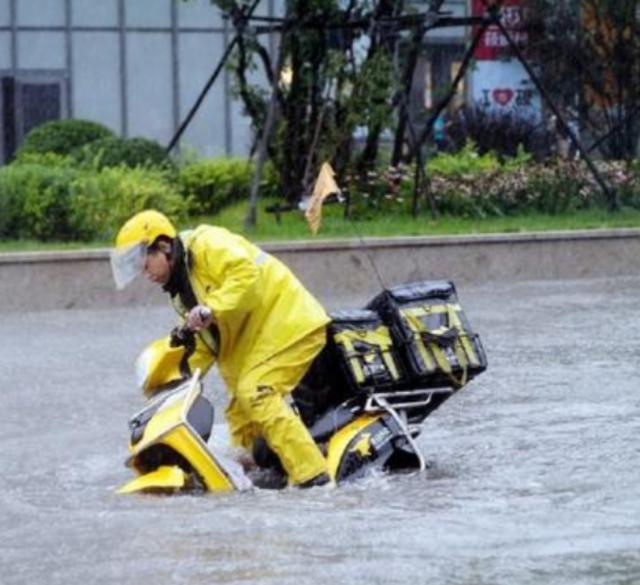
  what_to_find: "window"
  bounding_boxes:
[1,71,67,162]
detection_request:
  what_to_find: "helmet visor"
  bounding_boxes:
[110,242,147,290]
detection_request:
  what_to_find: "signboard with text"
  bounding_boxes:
[472,0,529,61]
[470,0,541,120]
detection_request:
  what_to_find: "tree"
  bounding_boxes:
[526,0,640,160]
[209,0,428,214]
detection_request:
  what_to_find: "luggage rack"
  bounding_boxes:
[363,387,454,413]
[363,387,455,472]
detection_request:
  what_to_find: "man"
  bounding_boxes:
[110,209,331,487]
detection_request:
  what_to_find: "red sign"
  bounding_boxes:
[472,0,529,61]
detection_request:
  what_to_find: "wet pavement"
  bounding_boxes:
[1,276,639,585]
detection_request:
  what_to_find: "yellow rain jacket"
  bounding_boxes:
[172,225,330,484]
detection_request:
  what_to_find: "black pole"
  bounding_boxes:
[243,32,288,229]
[485,4,619,211]
[165,0,262,154]
[400,90,436,219]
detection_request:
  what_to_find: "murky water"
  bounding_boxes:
[1,276,639,585]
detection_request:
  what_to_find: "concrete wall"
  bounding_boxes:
[1,229,639,312]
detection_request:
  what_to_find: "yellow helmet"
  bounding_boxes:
[115,209,177,249]
[111,210,177,290]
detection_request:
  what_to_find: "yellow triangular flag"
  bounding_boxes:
[305,162,341,235]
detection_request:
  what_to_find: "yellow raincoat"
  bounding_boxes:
[173,225,330,484]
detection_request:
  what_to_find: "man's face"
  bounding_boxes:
[144,246,172,286]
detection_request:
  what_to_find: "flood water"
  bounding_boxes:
[1,276,639,585]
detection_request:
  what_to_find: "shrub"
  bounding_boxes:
[427,141,504,176]
[426,159,637,218]
[0,167,22,237]
[343,164,412,219]
[447,105,551,160]
[0,163,76,240]
[16,119,114,159]
[0,162,186,241]
[68,166,187,240]
[10,151,75,168]
[179,157,253,214]
[72,136,174,170]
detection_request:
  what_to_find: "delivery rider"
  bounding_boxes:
[110,209,331,488]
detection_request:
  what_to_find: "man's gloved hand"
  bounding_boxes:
[187,305,213,331]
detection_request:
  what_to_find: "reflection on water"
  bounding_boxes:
[1,276,639,585]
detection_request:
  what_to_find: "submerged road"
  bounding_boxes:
[1,276,639,585]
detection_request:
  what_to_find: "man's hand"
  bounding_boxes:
[187,305,213,331]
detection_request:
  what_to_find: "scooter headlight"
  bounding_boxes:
[135,347,152,390]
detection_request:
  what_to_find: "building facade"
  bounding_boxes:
[0,0,480,165]
[0,0,272,163]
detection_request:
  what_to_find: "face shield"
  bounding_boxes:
[110,242,147,290]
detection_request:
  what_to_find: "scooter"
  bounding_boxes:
[117,280,487,494]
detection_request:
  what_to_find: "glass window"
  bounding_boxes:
[127,33,173,141]
[2,73,66,162]
[178,32,227,155]
[126,0,171,29]
[0,1,10,26]
[229,100,251,157]
[16,0,65,27]
[177,0,223,29]
[71,0,118,28]
[72,32,120,133]
[0,33,11,69]
[17,32,66,69]
[21,81,62,135]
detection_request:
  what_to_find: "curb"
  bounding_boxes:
[1,228,639,312]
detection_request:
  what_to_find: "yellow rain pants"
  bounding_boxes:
[226,327,328,485]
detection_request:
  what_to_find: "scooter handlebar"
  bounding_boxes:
[170,325,194,347]
[169,307,212,347]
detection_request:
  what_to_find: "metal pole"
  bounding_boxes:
[9,0,16,75]
[165,0,262,154]
[166,36,239,154]
[117,0,128,137]
[223,15,233,155]
[64,0,73,118]
[170,0,181,147]
[243,34,286,229]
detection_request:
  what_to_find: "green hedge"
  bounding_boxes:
[0,163,76,240]
[179,157,254,214]
[0,163,185,241]
[4,135,639,242]
[69,166,185,240]
[16,119,114,159]
[72,136,174,170]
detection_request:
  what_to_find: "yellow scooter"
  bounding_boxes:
[117,325,439,494]
[117,280,486,494]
